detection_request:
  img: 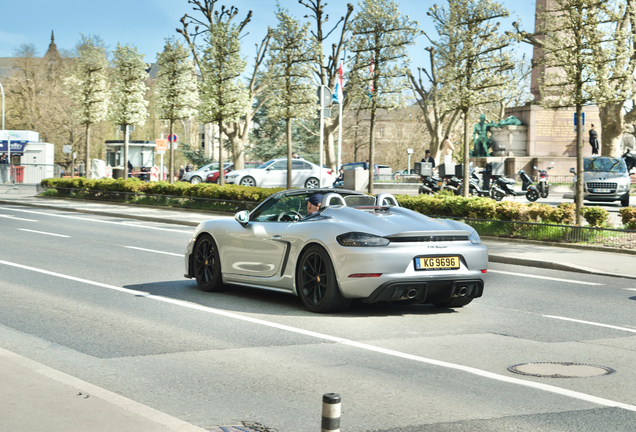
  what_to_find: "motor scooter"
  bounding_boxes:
[534,162,554,198]
[489,169,540,202]
[418,174,442,195]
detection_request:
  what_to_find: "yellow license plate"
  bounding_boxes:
[415,256,460,270]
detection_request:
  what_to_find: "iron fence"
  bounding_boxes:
[441,216,636,249]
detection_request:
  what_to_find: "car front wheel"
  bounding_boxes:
[190,176,202,184]
[239,176,256,187]
[297,245,350,313]
[305,177,320,188]
[192,234,225,292]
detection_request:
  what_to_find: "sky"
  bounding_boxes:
[0,0,537,68]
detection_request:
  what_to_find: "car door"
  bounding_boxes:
[261,160,287,187]
[224,195,304,278]
[291,159,310,187]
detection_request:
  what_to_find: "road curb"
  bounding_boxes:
[488,254,636,280]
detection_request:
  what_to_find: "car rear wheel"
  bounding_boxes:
[297,245,350,313]
[192,234,225,292]
[215,177,220,184]
[240,176,256,187]
[190,176,202,184]
[305,177,320,188]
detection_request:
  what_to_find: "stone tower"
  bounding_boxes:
[530,0,555,101]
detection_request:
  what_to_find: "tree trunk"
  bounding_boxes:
[368,106,376,195]
[462,109,470,197]
[218,119,225,186]
[575,104,583,225]
[85,123,91,179]
[124,124,129,180]
[599,102,624,157]
[169,121,174,184]
[287,118,292,189]
[323,117,338,171]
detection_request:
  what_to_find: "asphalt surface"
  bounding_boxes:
[1,183,635,432]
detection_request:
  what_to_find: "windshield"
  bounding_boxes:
[584,157,626,173]
[257,160,276,169]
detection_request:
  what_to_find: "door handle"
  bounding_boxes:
[270,235,282,240]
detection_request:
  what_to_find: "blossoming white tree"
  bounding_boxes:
[155,38,198,183]
[348,0,419,194]
[110,43,149,179]
[65,34,110,178]
[197,5,251,185]
[267,7,317,188]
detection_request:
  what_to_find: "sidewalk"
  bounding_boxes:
[2,184,635,279]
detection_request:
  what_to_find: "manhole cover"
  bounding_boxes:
[508,362,615,378]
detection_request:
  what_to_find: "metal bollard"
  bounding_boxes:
[321,393,341,432]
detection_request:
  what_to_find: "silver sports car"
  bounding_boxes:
[184,188,488,313]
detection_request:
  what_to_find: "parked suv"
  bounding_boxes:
[570,156,631,207]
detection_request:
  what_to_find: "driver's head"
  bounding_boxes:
[306,193,323,214]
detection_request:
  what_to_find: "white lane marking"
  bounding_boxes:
[0,214,38,222]
[544,315,636,334]
[488,269,602,286]
[0,260,148,296]
[2,259,636,413]
[0,347,207,432]
[627,289,636,292]
[0,207,192,233]
[124,246,182,257]
[18,229,70,238]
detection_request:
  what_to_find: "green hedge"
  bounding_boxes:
[41,178,283,202]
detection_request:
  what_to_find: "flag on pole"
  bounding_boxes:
[332,64,344,104]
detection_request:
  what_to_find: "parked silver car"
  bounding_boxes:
[184,188,488,312]
[570,156,631,207]
[225,158,333,188]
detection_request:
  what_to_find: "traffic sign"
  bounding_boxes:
[63,145,73,154]
[155,139,168,151]
[168,134,178,143]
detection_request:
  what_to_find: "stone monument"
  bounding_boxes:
[471,0,600,175]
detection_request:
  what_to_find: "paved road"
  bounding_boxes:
[2,204,636,431]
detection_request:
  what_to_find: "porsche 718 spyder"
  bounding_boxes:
[184,188,487,313]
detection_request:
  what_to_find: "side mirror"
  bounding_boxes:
[234,210,250,225]
[569,167,576,174]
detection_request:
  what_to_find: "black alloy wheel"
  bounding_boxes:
[193,234,225,292]
[297,246,350,313]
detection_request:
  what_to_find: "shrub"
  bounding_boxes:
[619,207,636,230]
[581,206,610,227]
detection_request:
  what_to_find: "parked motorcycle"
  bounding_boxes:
[467,168,491,197]
[489,169,540,202]
[418,175,443,195]
[534,162,554,198]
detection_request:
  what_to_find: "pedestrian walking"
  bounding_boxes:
[589,124,599,155]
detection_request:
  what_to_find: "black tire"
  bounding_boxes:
[490,189,504,201]
[215,177,220,184]
[433,296,473,308]
[526,189,539,202]
[192,234,225,292]
[296,245,351,313]
[305,177,320,188]
[239,176,256,187]
[621,194,630,207]
[190,176,202,184]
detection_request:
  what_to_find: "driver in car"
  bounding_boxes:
[306,193,323,217]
